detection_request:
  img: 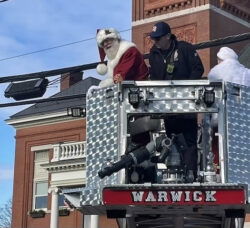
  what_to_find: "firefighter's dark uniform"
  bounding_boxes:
[149,37,204,176]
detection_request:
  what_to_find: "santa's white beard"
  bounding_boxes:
[104,40,120,60]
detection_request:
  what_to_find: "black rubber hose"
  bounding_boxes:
[98,146,151,179]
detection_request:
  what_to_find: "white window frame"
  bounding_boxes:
[32,149,49,211]
[33,181,48,210]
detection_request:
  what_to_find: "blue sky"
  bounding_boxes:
[0,0,132,206]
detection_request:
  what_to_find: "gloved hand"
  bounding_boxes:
[113,73,123,84]
[87,85,101,98]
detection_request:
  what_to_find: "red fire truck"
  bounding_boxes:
[81,80,250,228]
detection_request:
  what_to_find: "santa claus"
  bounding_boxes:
[88,28,148,96]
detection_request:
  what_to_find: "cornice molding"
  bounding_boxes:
[6,111,84,129]
[220,1,250,22]
[31,144,53,152]
[132,4,250,28]
[221,1,250,22]
[42,161,85,173]
[144,0,193,17]
[212,5,250,27]
[50,178,86,188]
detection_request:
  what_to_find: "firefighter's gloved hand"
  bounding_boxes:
[87,85,101,98]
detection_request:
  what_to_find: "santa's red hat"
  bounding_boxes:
[96,44,107,75]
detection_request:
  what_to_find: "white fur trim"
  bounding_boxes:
[107,40,135,79]
[98,40,136,88]
[96,63,108,75]
[99,77,113,88]
[96,28,121,47]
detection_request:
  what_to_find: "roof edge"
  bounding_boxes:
[6,110,84,129]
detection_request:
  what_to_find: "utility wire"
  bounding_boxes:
[194,32,250,50]
[48,74,68,86]
[1,32,250,108]
[144,32,250,59]
[0,32,249,84]
[0,38,95,62]
[0,29,131,62]
[0,61,102,83]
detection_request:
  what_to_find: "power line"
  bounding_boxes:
[0,38,95,62]
[0,61,102,83]
[0,32,249,108]
[1,32,249,84]
[194,32,250,50]
[143,32,250,59]
[0,29,131,62]
[48,73,68,86]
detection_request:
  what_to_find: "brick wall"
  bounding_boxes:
[132,10,211,75]
[60,72,83,91]
[132,1,250,75]
[11,1,249,228]
[131,0,250,224]
[12,119,86,228]
[12,118,118,228]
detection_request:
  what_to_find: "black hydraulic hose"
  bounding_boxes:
[98,146,151,179]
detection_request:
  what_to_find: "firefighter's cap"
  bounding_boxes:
[150,21,171,39]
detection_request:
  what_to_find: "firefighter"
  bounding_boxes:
[149,21,204,182]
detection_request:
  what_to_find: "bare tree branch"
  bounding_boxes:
[0,199,12,228]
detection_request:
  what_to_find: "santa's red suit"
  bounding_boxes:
[98,40,148,88]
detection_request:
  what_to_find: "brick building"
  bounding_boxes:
[132,0,250,75]
[7,75,117,228]
[7,1,250,228]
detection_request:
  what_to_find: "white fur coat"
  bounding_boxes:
[208,59,250,87]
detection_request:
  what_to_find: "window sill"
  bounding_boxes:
[59,209,70,216]
[29,210,46,218]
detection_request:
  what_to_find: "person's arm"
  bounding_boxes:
[185,44,204,79]
[99,75,113,87]
[149,52,160,80]
[208,63,226,82]
[207,66,219,81]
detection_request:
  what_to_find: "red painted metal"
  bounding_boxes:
[103,188,245,206]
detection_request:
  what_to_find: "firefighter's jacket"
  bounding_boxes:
[149,39,204,80]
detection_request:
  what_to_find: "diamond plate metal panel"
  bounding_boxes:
[82,81,250,209]
[81,86,120,205]
[226,82,250,199]
[122,85,221,114]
